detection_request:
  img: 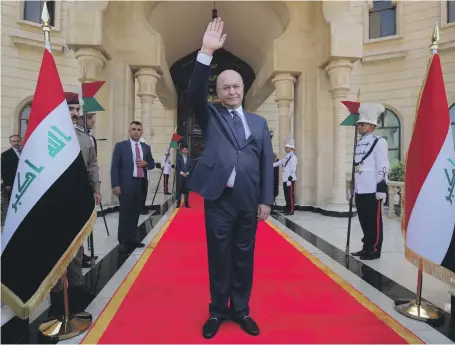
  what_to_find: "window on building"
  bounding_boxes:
[369,0,397,39]
[23,0,55,27]
[450,103,455,146]
[375,108,401,164]
[19,103,32,138]
[449,0,455,23]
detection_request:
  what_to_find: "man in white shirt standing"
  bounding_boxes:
[273,134,298,215]
[161,148,174,195]
[350,103,389,260]
[111,121,155,251]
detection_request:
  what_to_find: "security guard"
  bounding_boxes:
[161,148,174,195]
[273,135,298,215]
[49,92,100,316]
[351,103,389,260]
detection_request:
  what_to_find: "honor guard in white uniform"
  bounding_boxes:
[161,148,174,195]
[351,103,389,260]
[273,135,298,215]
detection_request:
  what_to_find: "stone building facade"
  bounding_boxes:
[1,0,455,210]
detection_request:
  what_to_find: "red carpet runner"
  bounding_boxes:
[83,193,422,344]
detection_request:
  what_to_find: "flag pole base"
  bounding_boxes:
[394,299,444,322]
[38,311,92,341]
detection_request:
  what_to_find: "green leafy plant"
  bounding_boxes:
[389,161,405,182]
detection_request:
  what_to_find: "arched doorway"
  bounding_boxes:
[170,49,255,158]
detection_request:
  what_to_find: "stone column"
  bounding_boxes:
[325,58,354,211]
[135,68,160,144]
[272,74,296,157]
[272,74,296,206]
[74,47,107,82]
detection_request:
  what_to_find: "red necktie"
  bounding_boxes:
[135,143,144,178]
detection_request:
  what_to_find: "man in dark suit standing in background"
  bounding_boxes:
[1,135,22,226]
[111,121,155,251]
[175,144,192,208]
[188,17,273,339]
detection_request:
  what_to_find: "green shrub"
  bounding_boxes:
[389,161,405,182]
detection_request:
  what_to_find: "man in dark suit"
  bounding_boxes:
[187,17,273,339]
[176,144,192,208]
[1,135,22,226]
[111,121,155,251]
[1,135,22,197]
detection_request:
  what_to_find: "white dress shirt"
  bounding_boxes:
[13,148,21,158]
[130,138,144,178]
[196,53,252,188]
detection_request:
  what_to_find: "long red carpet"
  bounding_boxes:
[83,193,421,344]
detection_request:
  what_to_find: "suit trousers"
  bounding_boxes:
[118,179,145,244]
[204,188,257,319]
[163,174,169,194]
[283,181,295,213]
[51,246,84,292]
[355,193,383,254]
[176,177,189,204]
[142,180,148,209]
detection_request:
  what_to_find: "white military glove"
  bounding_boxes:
[286,181,291,187]
[376,192,387,204]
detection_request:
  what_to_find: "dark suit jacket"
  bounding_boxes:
[110,140,155,194]
[187,61,274,211]
[176,154,193,190]
[1,148,19,189]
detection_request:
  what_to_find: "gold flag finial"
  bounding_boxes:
[430,23,439,54]
[41,1,51,43]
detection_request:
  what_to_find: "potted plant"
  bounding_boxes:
[389,161,405,216]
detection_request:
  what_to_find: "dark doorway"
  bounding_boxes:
[170,49,255,159]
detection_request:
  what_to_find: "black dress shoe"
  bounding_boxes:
[234,316,260,336]
[202,317,222,339]
[351,250,367,257]
[359,252,381,260]
[130,242,145,248]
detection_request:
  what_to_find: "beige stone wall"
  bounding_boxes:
[1,0,80,150]
[348,1,455,170]
[134,81,176,195]
[2,0,455,207]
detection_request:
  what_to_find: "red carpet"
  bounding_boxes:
[83,193,422,344]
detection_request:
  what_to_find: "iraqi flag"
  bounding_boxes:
[1,42,97,319]
[403,53,455,283]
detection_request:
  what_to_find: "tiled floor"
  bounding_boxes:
[285,210,451,312]
[0,192,170,328]
[2,195,453,344]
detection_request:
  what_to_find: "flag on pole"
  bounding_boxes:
[170,132,184,149]
[402,53,455,283]
[1,39,97,319]
[82,81,105,112]
[340,101,361,126]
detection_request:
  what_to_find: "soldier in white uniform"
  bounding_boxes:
[273,135,298,215]
[351,103,389,260]
[161,148,174,195]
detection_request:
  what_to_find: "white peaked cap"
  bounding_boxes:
[139,137,146,143]
[357,103,385,126]
[284,134,295,149]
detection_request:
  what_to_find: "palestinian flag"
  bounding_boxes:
[170,132,184,149]
[1,41,97,319]
[402,53,455,283]
[340,100,360,126]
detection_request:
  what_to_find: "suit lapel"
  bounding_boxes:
[125,140,134,164]
[239,111,255,149]
[215,104,240,149]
